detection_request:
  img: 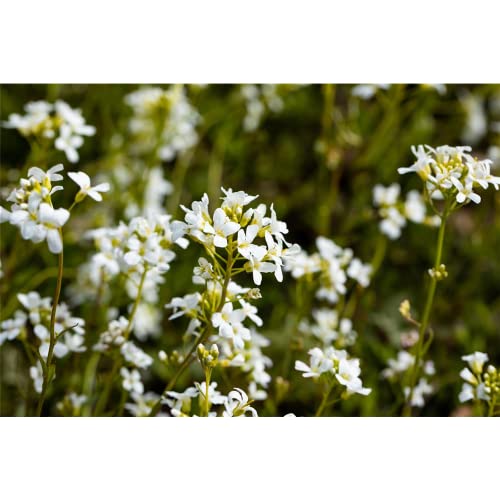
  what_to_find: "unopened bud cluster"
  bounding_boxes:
[197,343,219,370]
[428,264,448,281]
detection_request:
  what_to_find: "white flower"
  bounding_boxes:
[34,324,69,359]
[246,253,275,286]
[0,311,27,345]
[62,333,86,353]
[163,386,198,411]
[68,171,110,202]
[29,163,65,184]
[462,352,488,374]
[237,224,263,260]
[30,363,44,394]
[347,258,372,288]
[121,341,153,369]
[239,299,263,327]
[55,101,96,137]
[68,392,87,410]
[125,86,199,162]
[133,303,161,341]
[295,347,333,379]
[197,381,227,406]
[120,367,144,394]
[458,383,475,403]
[379,207,406,240]
[351,84,390,100]
[460,367,478,385]
[223,388,258,417]
[17,291,50,323]
[55,124,84,163]
[423,360,436,376]
[212,302,250,349]
[38,203,70,253]
[450,177,481,204]
[398,145,435,178]
[404,378,433,407]
[469,159,500,190]
[212,302,243,337]
[404,191,426,223]
[221,187,258,210]
[167,293,201,320]
[125,392,158,417]
[335,358,371,396]
[210,208,240,248]
[94,317,128,350]
[398,144,497,207]
[382,351,415,379]
[248,381,268,401]
[263,203,289,243]
[373,183,400,206]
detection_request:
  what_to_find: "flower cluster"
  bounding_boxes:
[286,236,372,303]
[241,84,284,132]
[295,347,371,397]
[398,145,499,206]
[98,330,154,400]
[0,165,69,253]
[0,292,85,356]
[458,352,499,412]
[0,292,86,393]
[217,330,273,401]
[56,393,87,416]
[373,183,440,240]
[164,188,299,410]
[382,348,435,408]
[173,188,300,286]
[166,275,272,400]
[85,214,188,302]
[0,165,108,254]
[351,84,390,100]
[125,86,200,162]
[299,309,357,348]
[162,383,257,417]
[288,236,372,409]
[3,100,95,162]
[351,84,446,101]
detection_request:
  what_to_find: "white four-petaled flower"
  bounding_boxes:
[68,171,110,202]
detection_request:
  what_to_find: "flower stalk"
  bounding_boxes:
[149,237,236,417]
[94,267,148,416]
[403,215,447,416]
[35,232,64,416]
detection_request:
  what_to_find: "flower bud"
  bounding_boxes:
[399,299,411,320]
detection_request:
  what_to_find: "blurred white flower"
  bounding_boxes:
[120,367,144,394]
[223,388,257,417]
[68,171,110,202]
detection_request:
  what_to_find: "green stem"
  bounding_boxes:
[370,233,387,277]
[203,368,212,417]
[317,84,339,235]
[149,238,235,417]
[94,267,148,416]
[117,389,128,417]
[315,383,334,417]
[35,238,64,416]
[403,217,447,416]
[487,395,497,417]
